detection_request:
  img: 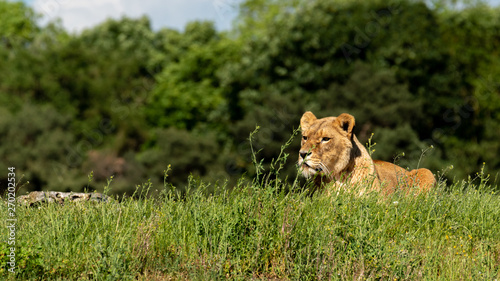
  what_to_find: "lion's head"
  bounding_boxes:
[298,111,357,181]
[298,111,436,193]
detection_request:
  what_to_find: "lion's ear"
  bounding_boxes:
[336,113,355,138]
[300,111,317,132]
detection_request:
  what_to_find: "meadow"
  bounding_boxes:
[1,162,500,280]
[2,1,500,279]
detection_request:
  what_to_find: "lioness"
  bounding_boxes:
[298,111,435,194]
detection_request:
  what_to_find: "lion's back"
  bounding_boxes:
[408,168,436,192]
[373,160,435,194]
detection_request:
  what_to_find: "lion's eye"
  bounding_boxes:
[302,136,308,141]
[321,137,331,142]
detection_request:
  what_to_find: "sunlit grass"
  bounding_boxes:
[1,171,499,280]
[1,132,499,280]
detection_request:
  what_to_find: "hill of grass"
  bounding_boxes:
[1,168,499,280]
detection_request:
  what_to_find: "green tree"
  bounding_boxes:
[0,0,38,47]
[0,104,85,193]
[1,0,499,193]
[146,22,239,132]
[137,128,227,189]
[434,4,500,179]
[222,0,500,181]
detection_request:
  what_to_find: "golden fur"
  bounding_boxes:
[298,111,435,194]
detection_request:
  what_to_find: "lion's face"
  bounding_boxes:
[298,112,356,180]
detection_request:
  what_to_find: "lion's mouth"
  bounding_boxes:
[299,162,322,177]
[302,162,321,171]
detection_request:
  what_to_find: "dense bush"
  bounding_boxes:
[0,104,85,191]
[0,0,499,194]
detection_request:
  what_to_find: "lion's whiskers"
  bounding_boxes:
[319,162,334,180]
[309,160,334,180]
[298,158,336,181]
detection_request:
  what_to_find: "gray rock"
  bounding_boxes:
[18,191,110,206]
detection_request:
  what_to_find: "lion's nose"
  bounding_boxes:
[300,151,311,159]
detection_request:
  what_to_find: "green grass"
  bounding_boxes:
[2,130,500,280]
[1,173,500,280]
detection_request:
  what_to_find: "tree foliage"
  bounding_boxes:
[0,0,499,194]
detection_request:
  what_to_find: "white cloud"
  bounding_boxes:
[29,0,500,33]
[32,0,240,33]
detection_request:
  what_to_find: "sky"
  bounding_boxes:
[22,0,242,33]
[19,0,500,33]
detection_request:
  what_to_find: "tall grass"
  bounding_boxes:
[1,136,500,280]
